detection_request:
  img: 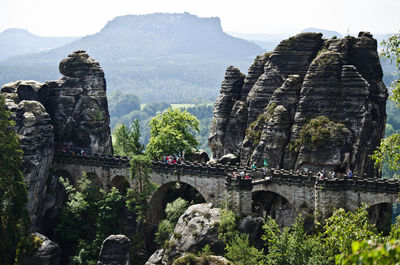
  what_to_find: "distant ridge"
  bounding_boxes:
[0,28,79,60]
[0,13,262,103]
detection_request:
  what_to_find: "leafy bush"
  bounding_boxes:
[262,216,330,265]
[323,207,379,263]
[290,116,346,152]
[155,198,189,248]
[55,175,125,265]
[225,233,263,265]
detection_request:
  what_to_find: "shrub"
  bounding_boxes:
[290,116,346,152]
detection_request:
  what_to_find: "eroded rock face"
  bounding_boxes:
[22,233,61,265]
[1,93,54,231]
[97,235,131,265]
[1,50,113,231]
[209,32,387,177]
[44,50,112,154]
[146,203,224,265]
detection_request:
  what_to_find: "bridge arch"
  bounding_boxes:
[84,172,102,191]
[367,202,393,234]
[54,168,74,184]
[148,181,206,227]
[110,175,130,194]
[252,190,296,227]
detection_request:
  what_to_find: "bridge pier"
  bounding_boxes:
[226,177,253,216]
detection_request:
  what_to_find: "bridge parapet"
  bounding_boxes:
[251,168,400,194]
[151,161,227,177]
[54,151,130,168]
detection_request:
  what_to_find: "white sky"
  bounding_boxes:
[0,0,399,37]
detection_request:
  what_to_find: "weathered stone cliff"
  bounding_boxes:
[1,50,113,231]
[209,32,387,178]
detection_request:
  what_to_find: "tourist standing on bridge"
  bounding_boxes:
[347,168,353,179]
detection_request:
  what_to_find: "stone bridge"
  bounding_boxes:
[53,152,399,228]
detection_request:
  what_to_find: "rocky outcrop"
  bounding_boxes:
[146,203,224,265]
[97,235,131,265]
[209,66,245,159]
[1,50,113,231]
[44,50,112,154]
[1,90,54,231]
[22,233,61,265]
[209,32,387,178]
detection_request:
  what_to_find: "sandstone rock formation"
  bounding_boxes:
[22,233,61,265]
[209,32,387,178]
[1,89,55,231]
[97,235,131,265]
[1,50,113,231]
[146,203,224,265]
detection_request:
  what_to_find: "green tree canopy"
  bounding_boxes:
[108,91,141,118]
[372,32,400,171]
[112,119,144,156]
[146,108,199,159]
[0,94,29,265]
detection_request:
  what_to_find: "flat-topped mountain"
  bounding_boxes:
[0,13,262,103]
[209,32,387,178]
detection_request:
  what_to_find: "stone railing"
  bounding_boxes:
[251,168,400,194]
[53,152,399,193]
[151,161,226,177]
[53,151,130,167]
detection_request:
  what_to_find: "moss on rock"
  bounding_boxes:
[290,116,346,152]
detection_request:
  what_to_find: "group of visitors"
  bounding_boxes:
[59,145,88,156]
[232,171,252,181]
[162,155,184,164]
[317,168,353,180]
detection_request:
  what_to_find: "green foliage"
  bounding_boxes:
[165,198,189,224]
[373,33,400,172]
[155,219,174,247]
[291,116,346,152]
[113,119,144,156]
[225,233,264,265]
[245,102,277,147]
[218,209,237,244]
[323,207,378,263]
[142,102,172,117]
[381,32,400,107]
[183,104,213,153]
[126,155,156,224]
[96,187,125,238]
[146,108,199,159]
[262,216,329,265]
[245,113,267,147]
[55,174,125,265]
[155,198,189,247]
[342,239,400,265]
[371,133,400,171]
[14,234,43,265]
[172,253,198,265]
[109,91,141,118]
[0,94,29,265]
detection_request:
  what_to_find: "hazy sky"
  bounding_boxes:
[0,0,398,36]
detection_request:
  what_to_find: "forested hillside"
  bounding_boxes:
[0,13,262,103]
